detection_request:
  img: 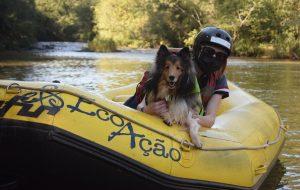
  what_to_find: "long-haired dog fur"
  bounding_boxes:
[139,45,202,148]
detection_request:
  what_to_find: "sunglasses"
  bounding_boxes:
[198,46,228,62]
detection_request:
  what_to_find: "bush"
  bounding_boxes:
[88,38,117,52]
[184,29,198,47]
[270,33,300,59]
[233,39,264,57]
[0,0,37,50]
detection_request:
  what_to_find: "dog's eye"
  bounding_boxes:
[165,66,169,69]
[177,67,181,70]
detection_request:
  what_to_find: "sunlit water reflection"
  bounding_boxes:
[0,42,299,189]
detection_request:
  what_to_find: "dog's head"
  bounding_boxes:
[147,45,196,97]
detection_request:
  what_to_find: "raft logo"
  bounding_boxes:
[0,85,64,118]
[67,98,182,162]
[0,91,182,162]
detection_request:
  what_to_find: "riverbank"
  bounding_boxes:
[0,42,299,62]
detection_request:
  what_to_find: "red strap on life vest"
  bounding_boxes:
[135,71,150,103]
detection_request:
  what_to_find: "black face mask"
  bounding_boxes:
[198,47,228,73]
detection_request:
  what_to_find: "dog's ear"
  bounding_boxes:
[177,47,190,60]
[157,45,170,58]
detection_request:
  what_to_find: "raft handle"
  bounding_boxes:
[281,125,289,132]
[180,140,191,152]
[6,83,21,94]
[255,164,267,175]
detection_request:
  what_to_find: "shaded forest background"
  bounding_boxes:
[0,0,299,59]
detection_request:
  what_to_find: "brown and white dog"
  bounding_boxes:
[138,45,203,148]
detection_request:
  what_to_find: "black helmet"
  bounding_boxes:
[193,27,232,56]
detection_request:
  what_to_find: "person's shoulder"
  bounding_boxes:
[214,74,229,98]
[216,74,228,86]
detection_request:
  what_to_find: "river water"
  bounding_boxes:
[0,42,299,189]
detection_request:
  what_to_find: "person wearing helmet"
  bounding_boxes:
[191,26,232,128]
[124,26,232,128]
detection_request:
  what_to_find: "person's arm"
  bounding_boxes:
[196,74,229,128]
[196,94,222,128]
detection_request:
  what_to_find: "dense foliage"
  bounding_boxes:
[93,0,299,58]
[0,0,37,50]
[0,0,94,50]
[35,0,94,41]
[0,0,299,58]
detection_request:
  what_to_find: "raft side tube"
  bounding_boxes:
[0,80,286,190]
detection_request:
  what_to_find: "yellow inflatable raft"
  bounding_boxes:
[0,80,286,189]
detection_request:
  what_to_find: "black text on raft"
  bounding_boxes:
[67,98,182,162]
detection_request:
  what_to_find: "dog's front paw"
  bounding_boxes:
[191,137,203,148]
[190,129,202,148]
[163,119,173,126]
[191,135,202,148]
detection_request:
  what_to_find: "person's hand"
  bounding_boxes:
[144,100,168,117]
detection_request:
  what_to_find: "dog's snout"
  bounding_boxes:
[169,76,175,81]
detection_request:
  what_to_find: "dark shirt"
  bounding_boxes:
[199,74,229,108]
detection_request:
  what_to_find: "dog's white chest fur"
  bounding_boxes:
[167,98,189,124]
[153,85,190,124]
[145,86,202,148]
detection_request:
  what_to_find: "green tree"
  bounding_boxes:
[0,0,298,58]
[91,0,209,49]
[184,0,300,58]
[0,0,37,50]
[35,0,95,41]
[92,0,150,48]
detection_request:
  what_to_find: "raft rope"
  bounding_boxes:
[1,83,287,151]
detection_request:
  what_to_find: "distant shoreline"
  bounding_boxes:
[0,42,299,62]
